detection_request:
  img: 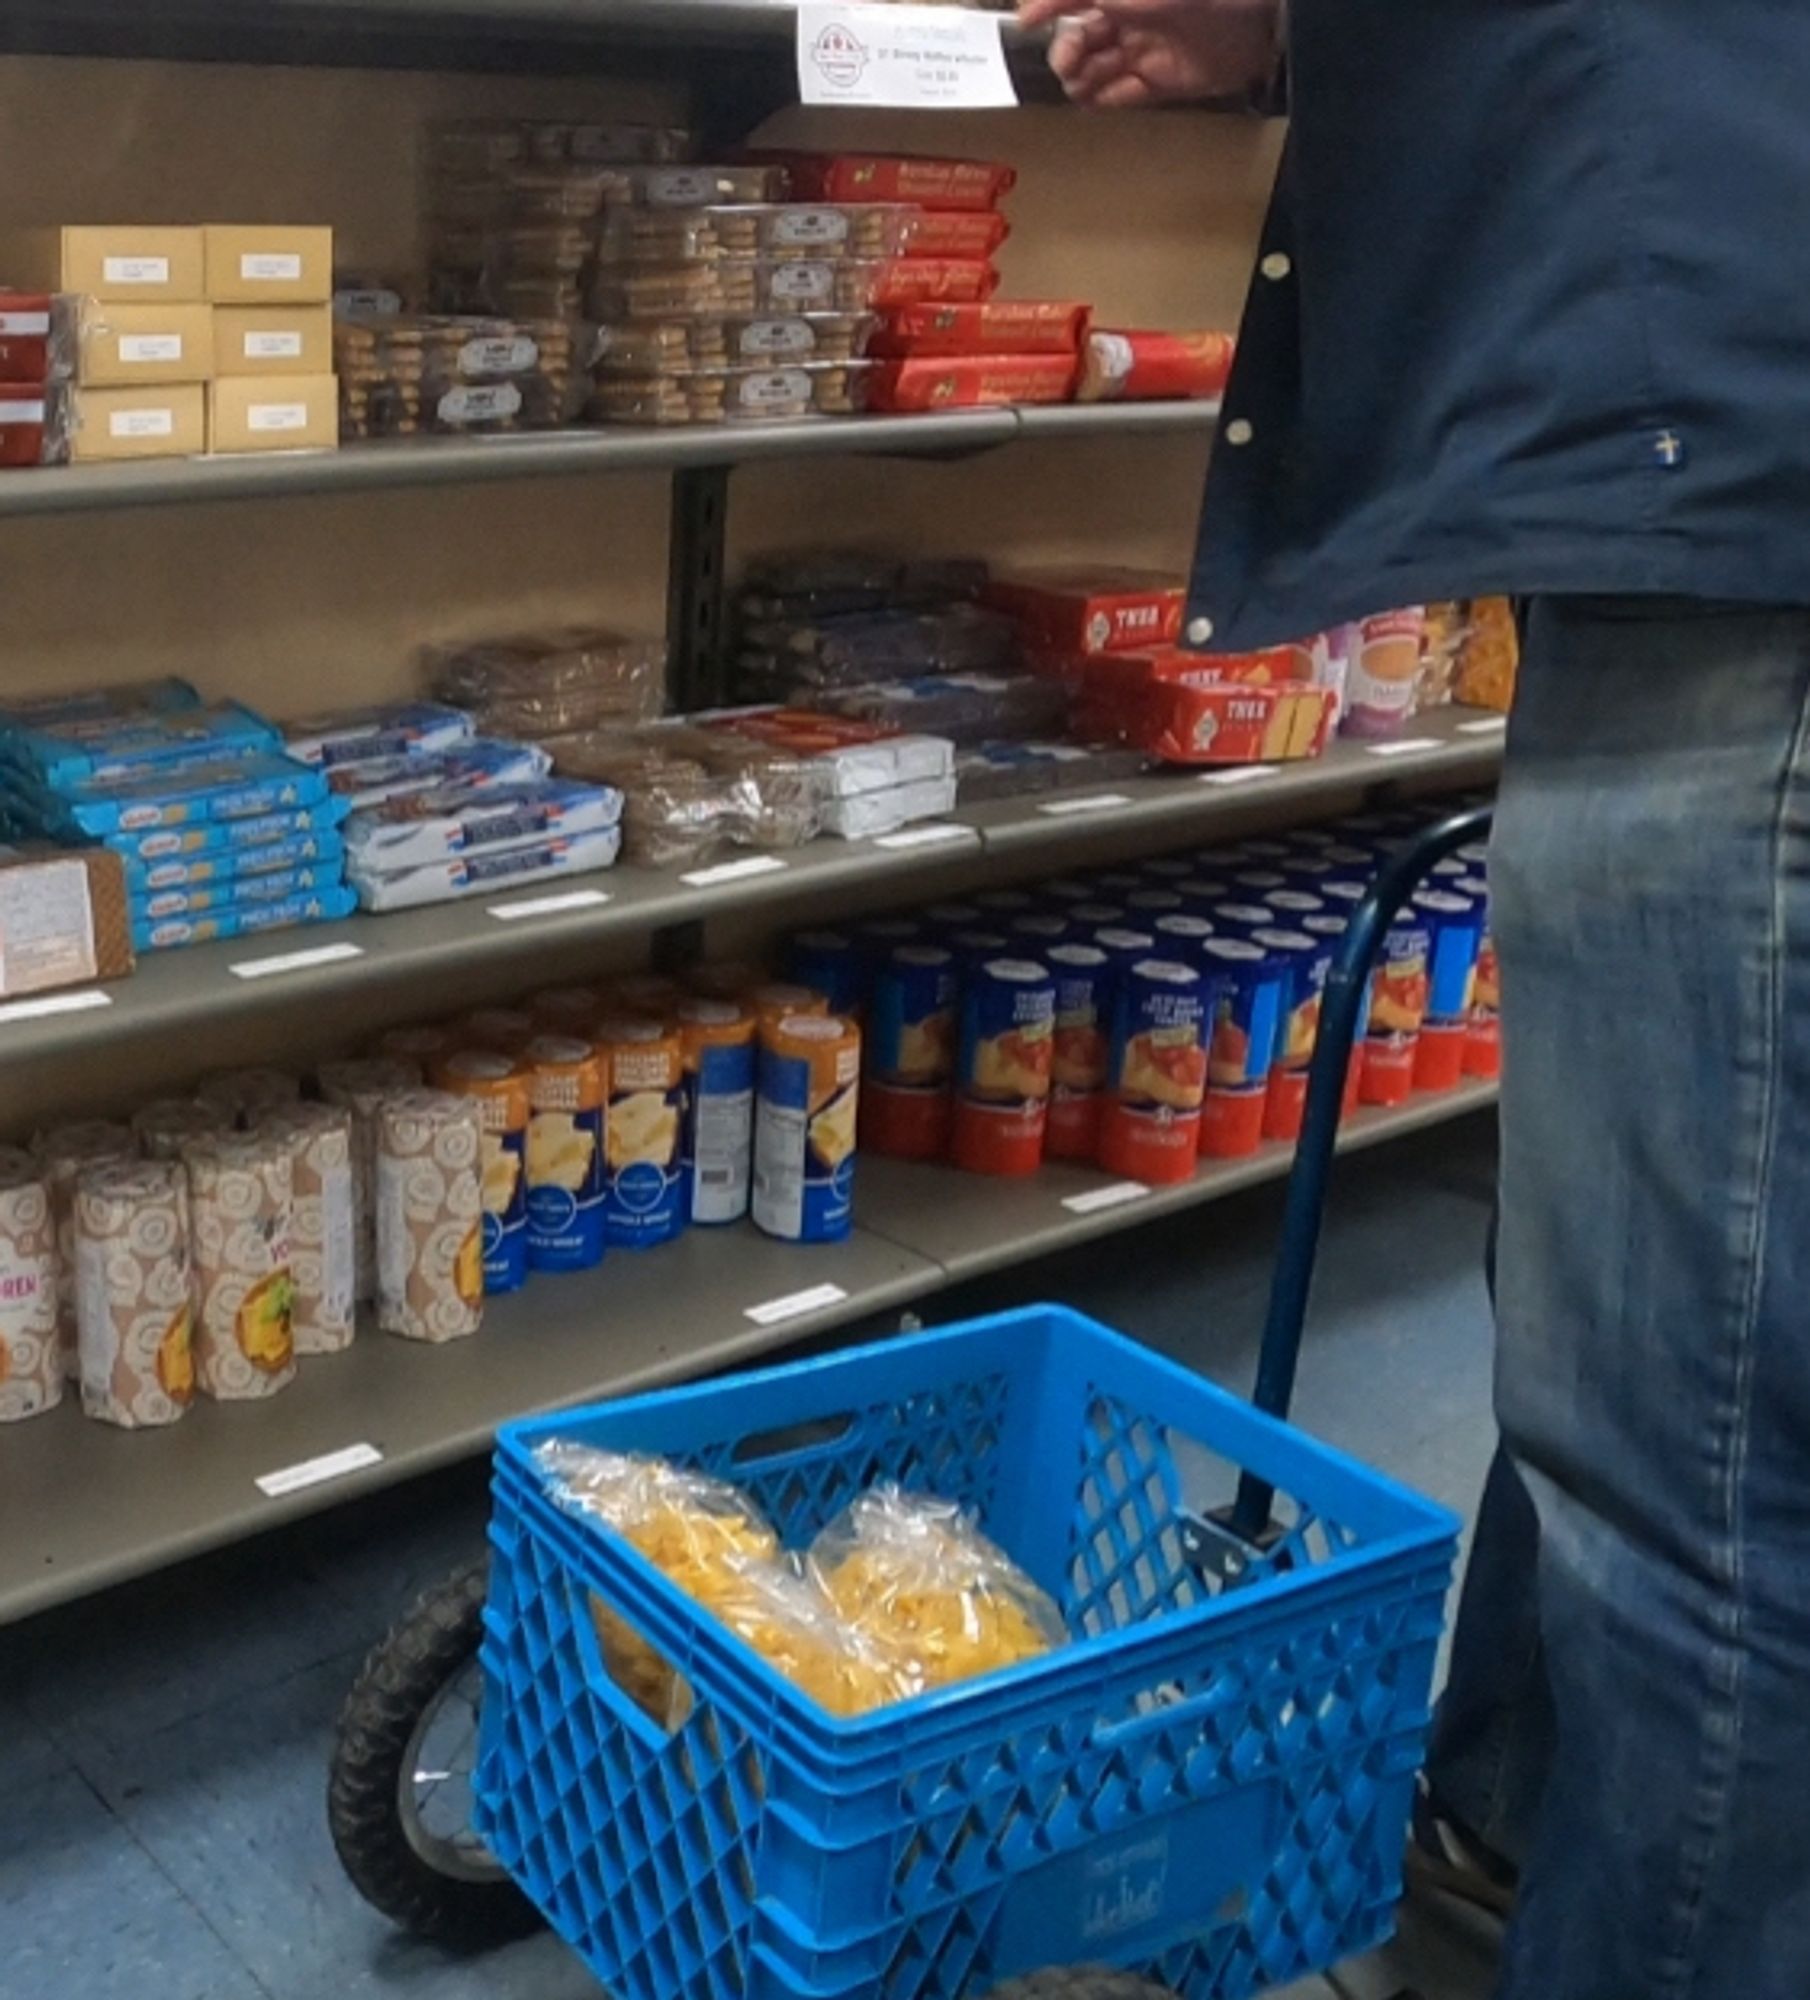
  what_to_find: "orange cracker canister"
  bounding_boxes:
[597,1017,685,1249]
[1044,942,1114,1161]
[862,944,959,1160]
[522,1035,607,1273]
[1098,958,1208,1183]
[527,985,606,1034]
[950,957,1056,1176]
[610,973,683,1023]
[750,981,830,1034]
[752,1013,861,1244]
[675,998,757,1226]
[432,1049,530,1293]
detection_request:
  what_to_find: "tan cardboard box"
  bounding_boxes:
[207,373,338,453]
[203,227,333,304]
[69,384,205,461]
[212,304,333,376]
[0,845,134,997]
[78,302,215,386]
[0,226,205,301]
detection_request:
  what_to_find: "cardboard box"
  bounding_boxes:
[213,304,332,376]
[203,226,332,304]
[69,384,205,461]
[985,567,1187,656]
[78,302,214,386]
[1079,669,1338,765]
[0,844,134,998]
[0,227,205,301]
[207,373,338,453]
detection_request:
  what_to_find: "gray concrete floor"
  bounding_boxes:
[0,1113,1501,2000]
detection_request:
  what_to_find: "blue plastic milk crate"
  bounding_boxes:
[474,1305,1458,2000]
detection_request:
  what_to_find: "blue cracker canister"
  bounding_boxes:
[1125,887,1186,920]
[1263,886,1327,925]
[1410,885,1486,1093]
[1276,850,1344,888]
[1010,910,1074,951]
[676,998,757,1225]
[1229,868,1290,899]
[1234,836,1294,864]
[947,928,1014,970]
[1209,900,1278,940]
[1090,869,1145,897]
[853,916,924,977]
[1319,841,1380,879]
[1037,875,1096,904]
[752,1013,861,1243]
[1285,825,1343,852]
[951,957,1056,1176]
[974,888,1039,919]
[1249,928,1329,1142]
[1137,855,1196,882]
[922,899,985,933]
[1152,911,1217,961]
[1359,900,1435,1107]
[862,943,959,1160]
[597,1017,686,1248]
[1199,936,1286,1159]
[1097,957,1209,1184]
[1089,924,1158,969]
[1171,873,1231,911]
[1066,900,1128,934]
[1456,872,1501,1080]
[1044,941,1114,1162]
[787,928,868,1017]
[431,1049,530,1292]
[522,1035,607,1272]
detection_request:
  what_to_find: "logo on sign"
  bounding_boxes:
[810,19,869,86]
[1081,1832,1171,1942]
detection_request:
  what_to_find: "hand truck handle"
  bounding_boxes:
[1231,803,1495,1539]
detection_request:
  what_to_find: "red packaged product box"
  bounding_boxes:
[867,259,1002,307]
[0,293,77,382]
[1068,641,1317,689]
[753,152,1017,212]
[871,301,1089,358]
[1077,329,1237,403]
[1083,674,1339,765]
[985,566,1186,656]
[897,211,1011,260]
[0,380,70,465]
[868,352,1077,412]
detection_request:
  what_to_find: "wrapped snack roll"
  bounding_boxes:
[375,1089,484,1344]
[182,1130,297,1400]
[74,1159,195,1428]
[0,1146,60,1421]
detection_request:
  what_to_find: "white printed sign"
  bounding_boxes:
[797,0,1018,109]
[110,407,174,439]
[745,1282,849,1327]
[256,1442,383,1497]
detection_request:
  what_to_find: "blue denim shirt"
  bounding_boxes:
[1188,0,1810,651]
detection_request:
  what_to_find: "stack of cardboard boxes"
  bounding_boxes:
[0,225,337,463]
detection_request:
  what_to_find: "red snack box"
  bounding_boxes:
[0,293,76,382]
[0,380,70,465]
[1085,642,1316,688]
[985,567,1186,656]
[898,211,1011,260]
[1083,674,1339,765]
[1077,329,1237,403]
[753,153,1017,212]
[871,301,1089,357]
[868,352,1077,412]
[867,259,1001,307]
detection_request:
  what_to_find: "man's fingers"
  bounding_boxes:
[1064,41,1133,99]
[1046,9,1113,76]
[1091,70,1158,108]
[1016,0,1079,32]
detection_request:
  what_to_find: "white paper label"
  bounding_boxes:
[245,329,304,359]
[0,399,45,424]
[255,1442,383,1498]
[1037,793,1133,817]
[770,206,851,250]
[458,334,537,377]
[248,401,309,433]
[1062,1181,1152,1215]
[103,256,169,285]
[0,987,111,1026]
[487,888,611,920]
[118,333,182,363]
[1457,715,1508,735]
[1366,737,1442,757]
[737,318,815,359]
[732,368,811,415]
[241,252,303,281]
[0,311,50,335]
[682,855,789,888]
[797,0,1018,108]
[765,260,834,307]
[1199,764,1279,787]
[109,407,174,439]
[744,1282,849,1327]
[229,941,364,980]
[874,823,979,852]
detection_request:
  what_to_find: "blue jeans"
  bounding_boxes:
[1426,596,1810,1999]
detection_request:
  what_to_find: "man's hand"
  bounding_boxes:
[1017,0,1279,109]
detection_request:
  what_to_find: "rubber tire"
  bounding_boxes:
[985,1973,1176,2000]
[327,1557,543,1949]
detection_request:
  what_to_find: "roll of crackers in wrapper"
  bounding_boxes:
[36,1119,137,1379]
[257,1102,356,1355]
[73,1159,195,1429]
[133,1097,233,1161]
[0,1146,60,1421]
[195,1067,304,1125]
[317,1057,421,1302]
[376,1090,484,1344]
[181,1130,296,1400]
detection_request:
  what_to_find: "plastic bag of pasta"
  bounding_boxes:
[809,1482,1068,1694]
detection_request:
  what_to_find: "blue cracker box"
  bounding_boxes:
[129,861,344,923]
[100,801,348,864]
[3,701,279,788]
[342,779,624,875]
[0,677,199,737]
[131,884,358,953]
[283,701,474,770]
[35,752,335,837]
[118,826,346,891]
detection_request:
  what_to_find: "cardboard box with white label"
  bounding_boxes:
[69,384,205,461]
[0,227,206,302]
[213,304,332,377]
[203,227,332,305]
[78,302,215,386]
[208,373,337,452]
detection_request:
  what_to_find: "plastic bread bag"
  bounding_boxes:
[424,629,668,735]
[545,729,766,867]
[808,1481,1067,1693]
[739,604,1020,693]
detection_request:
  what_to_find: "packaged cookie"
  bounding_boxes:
[612,162,789,207]
[597,202,913,265]
[588,361,871,427]
[73,1158,195,1428]
[182,1129,296,1401]
[258,1102,356,1355]
[375,1089,484,1343]
[0,1147,60,1422]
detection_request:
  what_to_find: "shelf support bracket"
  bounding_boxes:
[667,463,732,712]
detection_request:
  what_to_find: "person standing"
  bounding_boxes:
[1013,3,1810,1995]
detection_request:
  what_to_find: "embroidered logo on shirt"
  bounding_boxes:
[1651,429,1687,469]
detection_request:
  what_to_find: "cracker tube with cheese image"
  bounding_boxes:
[72,1159,195,1428]
[599,1018,685,1249]
[676,999,756,1226]
[861,944,957,1161]
[432,1050,530,1293]
[1411,885,1487,1094]
[318,1056,423,1302]
[523,1036,607,1272]
[375,1090,484,1343]
[33,1120,135,1383]
[257,1101,357,1354]
[1359,905,1435,1108]
[1199,936,1288,1159]
[1463,879,1501,1079]
[753,1013,861,1243]
[181,1129,297,1400]
[1250,926,1333,1145]
[1042,942,1114,1163]
[0,1147,61,1422]
[951,957,1056,1178]
[786,929,868,1018]
[1098,958,1210,1184]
